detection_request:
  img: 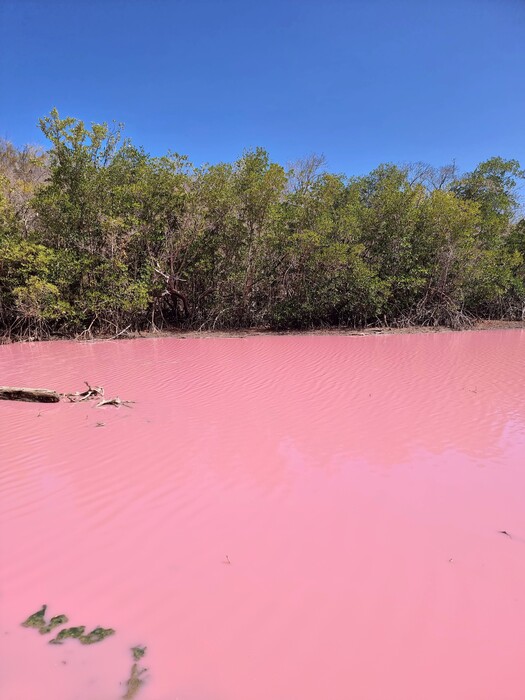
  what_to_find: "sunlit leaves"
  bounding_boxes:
[1,111,524,339]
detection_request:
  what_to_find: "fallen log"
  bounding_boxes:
[0,386,61,403]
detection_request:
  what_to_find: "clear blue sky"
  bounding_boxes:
[1,0,524,176]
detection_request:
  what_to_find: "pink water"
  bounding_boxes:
[1,331,525,700]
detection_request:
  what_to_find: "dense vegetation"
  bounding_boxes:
[1,109,524,340]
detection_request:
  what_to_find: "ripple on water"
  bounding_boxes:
[1,330,525,700]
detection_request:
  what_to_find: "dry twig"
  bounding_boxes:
[61,382,104,403]
[96,397,135,408]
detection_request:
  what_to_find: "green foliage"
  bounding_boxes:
[1,110,524,340]
[452,157,525,243]
[0,175,18,233]
[0,238,76,335]
[33,109,123,253]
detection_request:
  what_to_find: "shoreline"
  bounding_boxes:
[1,319,523,345]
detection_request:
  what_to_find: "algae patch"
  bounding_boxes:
[21,605,114,646]
[42,615,69,634]
[22,606,70,634]
[22,604,47,629]
[124,647,148,699]
[22,606,147,698]
[49,625,115,645]
[131,645,146,661]
[79,626,115,645]
[49,626,86,644]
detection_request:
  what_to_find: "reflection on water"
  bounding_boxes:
[1,331,525,700]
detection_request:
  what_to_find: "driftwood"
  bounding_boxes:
[61,382,104,402]
[1,381,133,407]
[0,386,60,403]
[96,397,135,408]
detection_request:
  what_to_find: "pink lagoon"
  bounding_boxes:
[1,330,525,700]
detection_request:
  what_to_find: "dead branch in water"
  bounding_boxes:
[96,397,135,408]
[61,382,104,402]
[0,386,60,403]
[0,381,133,407]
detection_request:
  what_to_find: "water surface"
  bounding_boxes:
[1,331,525,700]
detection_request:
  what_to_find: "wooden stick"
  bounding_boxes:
[0,386,61,403]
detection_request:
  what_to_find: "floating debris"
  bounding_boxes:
[0,387,60,403]
[62,382,104,403]
[96,397,135,408]
[2,381,135,408]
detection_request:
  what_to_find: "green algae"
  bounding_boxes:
[49,626,86,644]
[48,625,115,645]
[131,645,146,661]
[22,606,115,646]
[21,605,48,630]
[22,606,69,635]
[21,605,147,697]
[124,647,148,699]
[79,627,115,645]
[40,614,69,634]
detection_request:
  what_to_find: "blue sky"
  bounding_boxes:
[1,0,524,176]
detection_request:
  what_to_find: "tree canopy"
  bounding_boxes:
[1,110,524,339]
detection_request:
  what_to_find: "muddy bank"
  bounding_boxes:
[1,319,523,345]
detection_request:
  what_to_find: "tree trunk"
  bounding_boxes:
[0,386,61,403]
